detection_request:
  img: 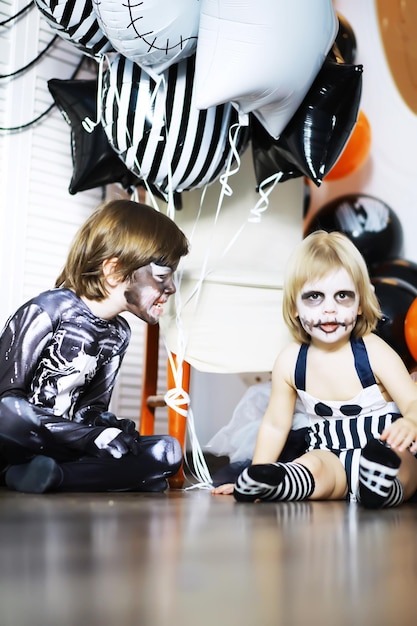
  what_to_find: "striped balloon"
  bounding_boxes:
[101,54,250,195]
[34,0,112,57]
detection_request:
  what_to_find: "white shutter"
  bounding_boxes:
[0,3,96,313]
[0,2,167,432]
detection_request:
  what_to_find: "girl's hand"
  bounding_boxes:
[380,417,417,453]
[211,483,234,495]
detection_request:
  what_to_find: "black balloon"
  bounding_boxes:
[370,258,417,290]
[251,59,363,188]
[331,13,357,64]
[372,276,417,369]
[251,115,303,186]
[48,78,141,194]
[306,194,403,267]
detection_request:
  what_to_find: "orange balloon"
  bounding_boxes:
[404,297,417,362]
[324,110,371,180]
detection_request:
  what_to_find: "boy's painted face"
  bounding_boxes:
[123,262,176,324]
[295,267,361,344]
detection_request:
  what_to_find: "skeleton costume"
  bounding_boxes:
[0,289,182,492]
[296,335,401,497]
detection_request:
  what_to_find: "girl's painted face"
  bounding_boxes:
[123,262,176,324]
[295,267,361,344]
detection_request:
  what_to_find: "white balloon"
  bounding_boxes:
[92,0,200,74]
[194,0,338,139]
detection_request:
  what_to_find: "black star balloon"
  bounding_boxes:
[251,58,363,188]
[48,78,141,194]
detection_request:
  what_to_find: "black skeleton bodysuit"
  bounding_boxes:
[0,290,183,493]
[0,289,131,456]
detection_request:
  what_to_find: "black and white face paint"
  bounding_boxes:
[124,262,176,324]
[296,268,361,344]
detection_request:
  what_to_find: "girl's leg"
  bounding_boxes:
[397,450,417,500]
[234,451,347,502]
[234,461,315,502]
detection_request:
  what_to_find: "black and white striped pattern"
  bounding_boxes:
[382,478,404,507]
[308,413,400,495]
[357,439,403,508]
[234,462,315,503]
[308,413,398,453]
[359,452,400,498]
[101,53,249,196]
[34,0,112,57]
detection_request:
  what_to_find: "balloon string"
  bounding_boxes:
[248,172,283,223]
[176,123,249,312]
[195,122,243,289]
[158,125,248,488]
[218,122,243,196]
[183,404,213,490]
[162,342,213,488]
[159,122,277,489]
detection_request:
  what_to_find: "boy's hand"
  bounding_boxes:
[77,409,139,438]
[94,428,140,458]
[96,411,138,436]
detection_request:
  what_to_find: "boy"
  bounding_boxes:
[0,199,189,493]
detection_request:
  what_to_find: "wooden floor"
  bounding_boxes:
[1,484,417,626]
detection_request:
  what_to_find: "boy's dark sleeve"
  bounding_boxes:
[0,304,54,399]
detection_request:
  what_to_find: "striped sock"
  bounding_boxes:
[358,439,402,509]
[234,462,315,502]
[382,478,404,508]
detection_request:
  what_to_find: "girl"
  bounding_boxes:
[0,199,189,493]
[214,230,417,508]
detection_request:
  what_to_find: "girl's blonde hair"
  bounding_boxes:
[56,199,189,300]
[283,230,381,343]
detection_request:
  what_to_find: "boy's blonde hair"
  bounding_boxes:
[56,199,189,300]
[283,230,381,343]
